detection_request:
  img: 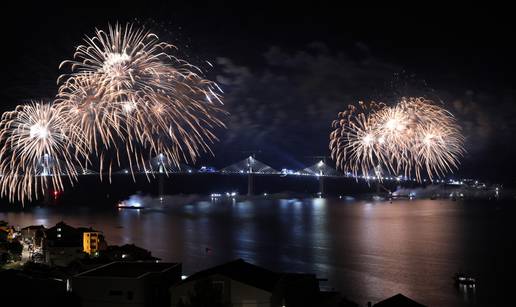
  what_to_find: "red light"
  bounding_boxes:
[53,191,59,196]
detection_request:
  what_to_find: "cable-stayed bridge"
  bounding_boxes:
[27,154,438,196]
[30,154,425,181]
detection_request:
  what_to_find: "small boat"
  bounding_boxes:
[117,201,144,209]
[454,273,476,286]
[390,193,415,200]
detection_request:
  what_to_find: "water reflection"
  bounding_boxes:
[1,198,512,307]
[458,284,477,305]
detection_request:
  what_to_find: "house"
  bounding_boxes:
[101,244,158,261]
[373,293,426,307]
[20,225,47,247]
[0,224,15,242]
[0,268,77,307]
[83,231,103,256]
[44,222,107,265]
[72,261,182,307]
[170,259,321,307]
[77,226,107,255]
[45,222,85,266]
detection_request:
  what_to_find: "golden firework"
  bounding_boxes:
[58,23,226,177]
[330,97,464,181]
[0,102,86,202]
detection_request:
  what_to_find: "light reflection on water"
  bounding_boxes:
[1,198,513,307]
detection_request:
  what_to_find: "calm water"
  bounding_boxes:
[1,197,514,306]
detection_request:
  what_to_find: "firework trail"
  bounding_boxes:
[330,97,464,181]
[0,102,86,203]
[58,23,226,177]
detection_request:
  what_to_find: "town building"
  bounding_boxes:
[100,243,158,261]
[0,223,15,242]
[83,231,101,255]
[45,222,85,266]
[20,225,46,248]
[45,222,106,266]
[170,259,322,307]
[0,268,76,307]
[373,293,426,307]
[72,261,182,307]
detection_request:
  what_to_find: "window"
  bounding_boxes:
[57,228,61,232]
[57,234,61,238]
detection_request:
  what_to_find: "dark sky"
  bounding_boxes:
[1,3,515,183]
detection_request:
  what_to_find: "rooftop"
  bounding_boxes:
[76,261,179,279]
[21,225,46,230]
[182,259,315,292]
[374,293,426,307]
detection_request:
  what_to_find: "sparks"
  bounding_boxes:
[330,97,464,181]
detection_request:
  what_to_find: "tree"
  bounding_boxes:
[8,241,23,261]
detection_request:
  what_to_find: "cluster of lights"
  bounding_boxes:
[113,158,492,189]
[210,192,238,198]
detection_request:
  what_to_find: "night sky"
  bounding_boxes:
[1,3,515,184]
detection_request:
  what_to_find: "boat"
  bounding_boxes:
[454,273,476,286]
[390,192,416,200]
[117,200,144,209]
[372,195,385,201]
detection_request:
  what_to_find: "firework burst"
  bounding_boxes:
[0,23,225,203]
[58,23,226,176]
[330,101,388,177]
[330,97,464,181]
[0,102,86,202]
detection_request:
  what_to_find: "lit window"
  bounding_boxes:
[57,234,61,238]
[57,228,61,232]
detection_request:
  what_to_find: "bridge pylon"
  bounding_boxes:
[247,155,255,196]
